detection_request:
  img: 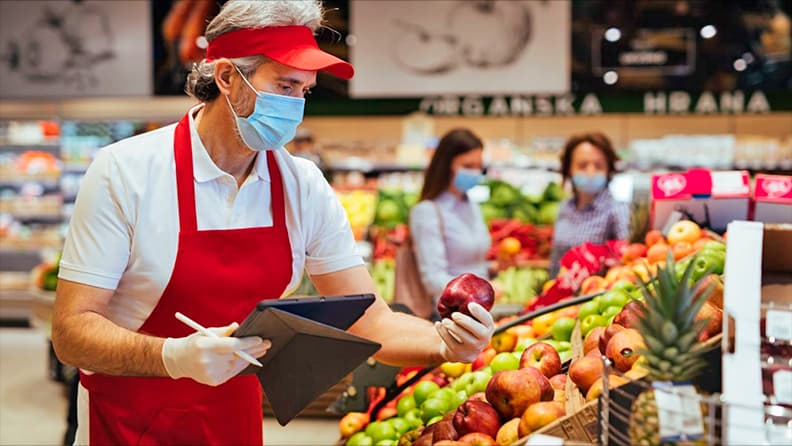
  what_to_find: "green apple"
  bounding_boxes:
[556,341,571,351]
[427,415,443,426]
[514,338,538,352]
[375,440,396,446]
[412,381,440,406]
[450,390,468,410]
[578,300,600,321]
[403,409,423,429]
[467,371,491,395]
[421,398,449,423]
[559,349,573,363]
[580,314,608,337]
[431,387,455,403]
[478,366,493,377]
[490,352,520,373]
[365,421,396,443]
[601,305,622,320]
[347,432,373,446]
[551,317,577,342]
[387,417,410,435]
[451,373,474,391]
[610,280,637,295]
[599,290,630,311]
[396,394,416,418]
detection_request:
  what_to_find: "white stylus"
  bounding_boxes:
[175,312,263,368]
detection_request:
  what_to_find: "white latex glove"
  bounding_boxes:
[435,302,495,363]
[162,322,270,387]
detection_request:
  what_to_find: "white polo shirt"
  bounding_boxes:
[59,105,363,331]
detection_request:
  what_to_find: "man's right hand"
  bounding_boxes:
[161,322,270,386]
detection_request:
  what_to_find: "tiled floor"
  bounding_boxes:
[0,328,340,446]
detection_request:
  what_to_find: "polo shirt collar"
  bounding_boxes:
[187,104,270,183]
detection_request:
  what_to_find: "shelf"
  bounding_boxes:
[0,144,60,154]
[326,161,425,173]
[0,179,60,190]
[4,214,64,225]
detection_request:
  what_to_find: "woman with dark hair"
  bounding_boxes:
[409,129,493,315]
[549,132,630,276]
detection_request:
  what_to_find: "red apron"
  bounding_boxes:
[80,114,293,445]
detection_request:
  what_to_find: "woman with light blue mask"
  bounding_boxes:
[549,132,631,276]
[409,129,495,320]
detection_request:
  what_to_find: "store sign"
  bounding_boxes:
[416,90,773,116]
[349,0,570,97]
[594,28,695,75]
[0,1,151,98]
[643,90,771,114]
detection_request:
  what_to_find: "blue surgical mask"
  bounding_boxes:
[572,173,607,194]
[226,66,305,151]
[453,168,483,193]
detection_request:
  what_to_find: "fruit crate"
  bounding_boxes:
[595,334,790,445]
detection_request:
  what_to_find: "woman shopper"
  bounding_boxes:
[51,2,494,444]
[549,132,630,276]
[409,129,493,320]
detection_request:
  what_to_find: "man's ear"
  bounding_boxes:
[213,59,235,96]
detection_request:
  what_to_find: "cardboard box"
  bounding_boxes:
[722,222,792,444]
[753,174,792,224]
[650,169,751,232]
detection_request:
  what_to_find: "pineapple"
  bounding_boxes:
[628,251,715,446]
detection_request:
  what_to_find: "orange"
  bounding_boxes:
[646,243,670,263]
[644,229,665,247]
[672,241,694,260]
[498,237,522,257]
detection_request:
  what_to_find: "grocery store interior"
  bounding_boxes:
[0,0,790,445]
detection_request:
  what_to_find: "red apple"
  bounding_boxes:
[581,275,608,294]
[598,324,626,355]
[485,370,543,419]
[549,374,567,390]
[437,273,495,319]
[605,328,645,372]
[458,432,497,446]
[613,301,644,329]
[584,326,606,355]
[518,401,565,437]
[432,420,459,443]
[471,348,497,371]
[568,354,604,394]
[696,301,723,341]
[519,342,562,378]
[520,366,554,401]
[338,412,369,438]
[453,400,502,439]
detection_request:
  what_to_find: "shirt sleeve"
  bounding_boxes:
[409,202,455,297]
[59,150,132,290]
[611,201,631,241]
[302,163,364,276]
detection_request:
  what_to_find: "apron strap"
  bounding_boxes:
[174,115,198,233]
[266,151,287,228]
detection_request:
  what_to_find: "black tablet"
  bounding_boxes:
[236,293,376,335]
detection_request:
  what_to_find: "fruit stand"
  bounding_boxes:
[336,219,731,445]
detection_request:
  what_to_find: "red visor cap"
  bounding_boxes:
[205,26,354,80]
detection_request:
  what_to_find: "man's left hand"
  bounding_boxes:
[435,302,495,363]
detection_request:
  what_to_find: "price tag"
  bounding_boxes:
[526,434,564,446]
[773,370,792,405]
[653,382,705,442]
[766,310,792,341]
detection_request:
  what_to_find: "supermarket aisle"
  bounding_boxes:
[0,328,339,446]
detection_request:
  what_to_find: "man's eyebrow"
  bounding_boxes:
[276,76,316,89]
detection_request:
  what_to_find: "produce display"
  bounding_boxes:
[338,220,727,445]
[479,180,564,226]
[491,267,548,305]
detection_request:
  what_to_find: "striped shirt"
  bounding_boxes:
[549,190,630,276]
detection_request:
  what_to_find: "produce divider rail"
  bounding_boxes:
[368,291,605,420]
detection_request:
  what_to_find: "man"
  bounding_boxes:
[52,1,494,444]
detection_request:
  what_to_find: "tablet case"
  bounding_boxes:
[251,294,375,330]
[235,301,381,425]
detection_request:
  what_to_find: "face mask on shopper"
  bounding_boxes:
[453,168,483,193]
[572,173,607,194]
[225,66,305,151]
